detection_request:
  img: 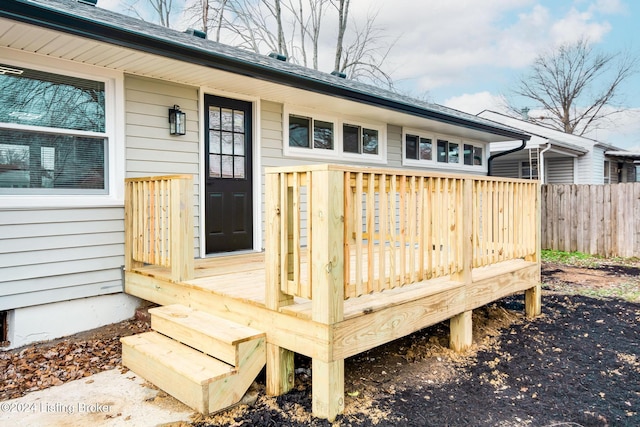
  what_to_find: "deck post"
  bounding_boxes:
[450,310,473,352]
[310,167,345,421]
[525,182,542,318]
[170,176,194,282]
[450,178,473,352]
[265,172,296,396]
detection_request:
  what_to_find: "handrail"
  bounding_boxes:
[124,174,194,281]
[265,165,539,309]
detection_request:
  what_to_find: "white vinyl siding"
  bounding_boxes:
[591,147,606,184]
[546,158,574,184]
[386,125,403,167]
[0,207,124,310]
[490,157,520,179]
[125,75,201,254]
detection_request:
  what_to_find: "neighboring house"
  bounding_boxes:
[479,110,640,184]
[0,0,531,349]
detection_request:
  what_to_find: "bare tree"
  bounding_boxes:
[332,0,349,73]
[125,0,175,27]
[337,9,396,89]
[180,0,394,88]
[511,38,638,136]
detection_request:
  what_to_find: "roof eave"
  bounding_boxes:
[1,0,530,141]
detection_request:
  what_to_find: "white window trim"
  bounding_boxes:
[283,106,387,164]
[0,49,125,208]
[402,127,487,173]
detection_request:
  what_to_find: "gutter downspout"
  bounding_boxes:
[488,139,527,176]
[538,142,552,184]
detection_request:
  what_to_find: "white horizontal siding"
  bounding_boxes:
[0,281,124,312]
[546,158,574,184]
[489,158,520,178]
[386,125,403,167]
[125,75,201,254]
[0,207,125,310]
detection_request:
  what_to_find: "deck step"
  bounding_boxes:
[121,307,266,414]
[121,331,234,413]
[149,304,265,366]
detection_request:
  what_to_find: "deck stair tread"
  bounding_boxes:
[150,304,264,366]
[120,331,235,384]
[121,305,267,414]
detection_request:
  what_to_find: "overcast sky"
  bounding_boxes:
[101,0,640,150]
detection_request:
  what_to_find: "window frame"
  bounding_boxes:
[0,50,124,208]
[402,128,486,172]
[283,106,387,164]
[521,159,539,180]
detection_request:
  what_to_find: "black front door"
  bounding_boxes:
[204,94,253,253]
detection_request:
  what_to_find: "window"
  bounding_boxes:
[604,160,610,184]
[464,144,483,166]
[285,110,385,163]
[405,134,432,161]
[403,129,484,171]
[343,124,378,155]
[448,142,459,164]
[208,107,246,179]
[0,63,108,194]
[288,115,335,151]
[436,139,458,164]
[521,159,538,180]
[314,120,334,150]
[289,115,311,148]
[437,139,447,163]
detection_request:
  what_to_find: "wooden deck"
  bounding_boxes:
[128,252,539,356]
[124,165,542,421]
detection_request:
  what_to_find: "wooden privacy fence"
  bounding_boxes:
[124,175,194,281]
[541,183,640,258]
[265,164,539,302]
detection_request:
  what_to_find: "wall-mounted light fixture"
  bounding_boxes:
[169,105,186,135]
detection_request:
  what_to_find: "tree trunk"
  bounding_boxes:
[334,0,350,72]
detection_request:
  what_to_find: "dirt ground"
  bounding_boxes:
[2,259,639,427]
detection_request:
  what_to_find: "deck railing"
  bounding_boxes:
[124,175,194,281]
[265,165,539,307]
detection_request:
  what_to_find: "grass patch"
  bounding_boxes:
[544,280,640,303]
[580,282,640,303]
[541,250,601,266]
[542,250,640,267]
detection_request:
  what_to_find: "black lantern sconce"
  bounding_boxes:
[169,105,186,135]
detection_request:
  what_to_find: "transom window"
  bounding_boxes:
[0,63,107,194]
[403,129,484,171]
[285,110,385,163]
